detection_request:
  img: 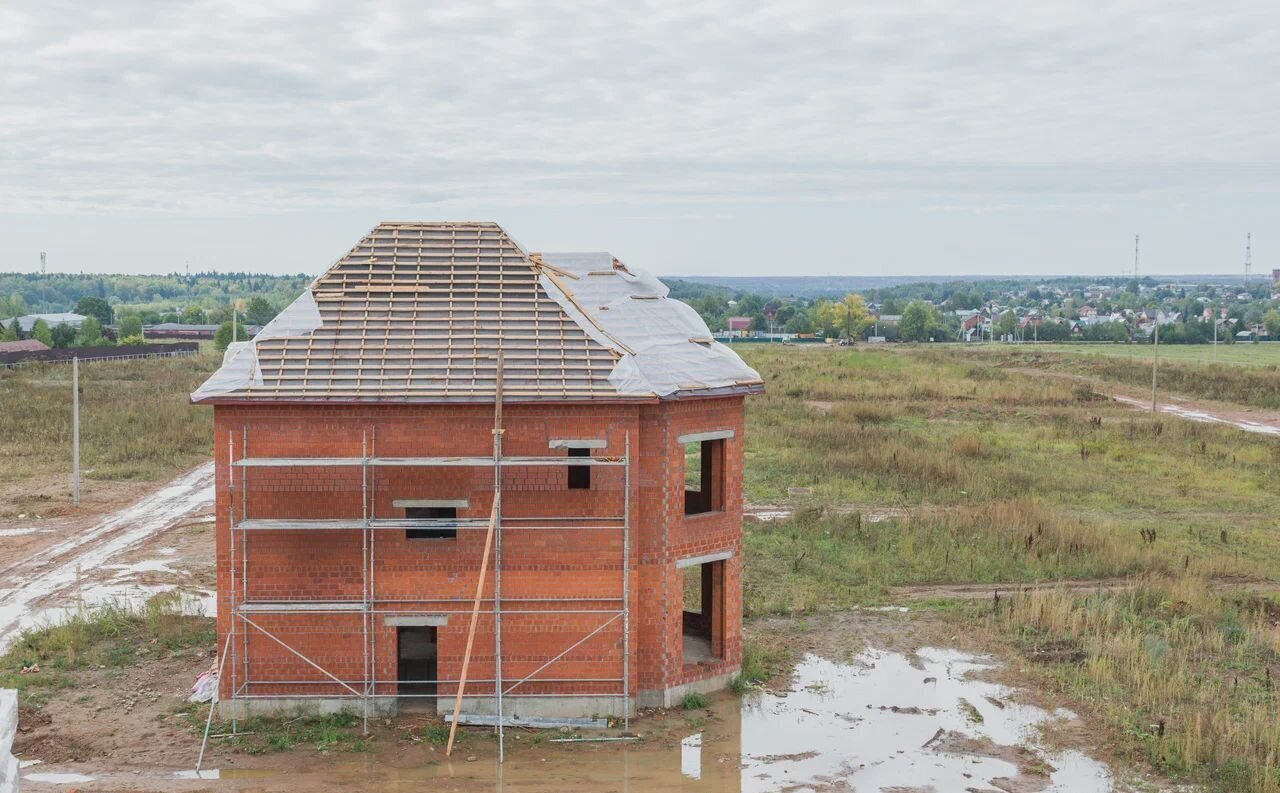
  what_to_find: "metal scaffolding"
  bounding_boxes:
[219,416,632,763]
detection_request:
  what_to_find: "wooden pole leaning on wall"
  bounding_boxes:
[445,497,499,757]
[447,350,505,758]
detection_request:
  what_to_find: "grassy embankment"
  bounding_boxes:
[736,345,1280,791]
[0,355,218,514]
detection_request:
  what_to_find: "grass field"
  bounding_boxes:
[0,354,218,490]
[736,344,1280,791]
[1018,340,1280,365]
[1025,341,1280,368]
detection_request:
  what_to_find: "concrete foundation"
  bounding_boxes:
[218,694,633,721]
[637,667,739,709]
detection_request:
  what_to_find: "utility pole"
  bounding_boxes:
[1151,322,1159,414]
[1134,235,1140,280]
[72,357,80,507]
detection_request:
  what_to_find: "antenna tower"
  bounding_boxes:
[39,252,46,274]
[1133,235,1140,280]
[1244,232,1252,289]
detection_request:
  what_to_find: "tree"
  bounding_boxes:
[119,315,143,340]
[77,316,108,347]
[31,319,54,347]
[74,296,113,326]
[784,311,813,334]
[214,321,249,351]
[995,310,1017,339]
[0,320,17,342]
[899,301,942,342]
[1264,309,1280,340]
[816,294,871,340]
[180,305,207,325]
[2,292,27,319]
[50,324,76,348]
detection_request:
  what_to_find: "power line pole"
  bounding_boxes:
[1151,321,1159,414]
[72,356,80,507]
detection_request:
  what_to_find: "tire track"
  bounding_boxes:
[0,463,214,652]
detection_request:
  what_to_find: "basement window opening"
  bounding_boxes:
[683,438,725,515]
[405,506,457,540]
[567,447,591,489]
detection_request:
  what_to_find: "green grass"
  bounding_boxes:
[185,707,373,755]
[986,347,1280,409]
[737,346,1280,614]
[0,593,214,707]
[679,692,708,710]
[994,578,1280,792]
[737,344,1280,790]
[0,354,218,494]
[1027,342,1280,368]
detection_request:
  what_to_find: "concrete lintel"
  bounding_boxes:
[676,550,734,569]
[383,614,449,627]
[676,429,734,444]
[548,438,607,449]
[392,499,469,509]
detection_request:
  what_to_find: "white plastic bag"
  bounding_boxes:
[189,671,218,703]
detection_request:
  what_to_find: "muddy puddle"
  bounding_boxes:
[0,463,214,651]
[26,647,1112,792]
[1114,394,1280,436]
[745,505,907,524]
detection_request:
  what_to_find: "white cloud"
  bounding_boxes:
[0,0,1277,214]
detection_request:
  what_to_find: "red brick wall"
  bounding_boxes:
[213,397,745,703]
[635,397,745,692]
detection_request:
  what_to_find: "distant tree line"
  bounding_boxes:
[0,272,308,322]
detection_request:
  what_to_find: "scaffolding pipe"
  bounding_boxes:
[237,614,364,697]
[503,613,622,696]
[369,425,377,730]
[195,632,234,773]
[240,426,249,708]
[623,431,631,730]
[492,348,506,763]
[361,430,369,733]
[227,430,238,734]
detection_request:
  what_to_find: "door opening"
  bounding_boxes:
[397,625,438,710]
[681,559,725,666]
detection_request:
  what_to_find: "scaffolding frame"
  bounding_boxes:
[221,420,632,762]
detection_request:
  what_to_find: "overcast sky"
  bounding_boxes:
[1,0,1277,277]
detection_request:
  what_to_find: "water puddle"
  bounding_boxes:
[0,528,55,538]
[0,463,214,651]
[93,647,1110,792]
[23,771,96,784]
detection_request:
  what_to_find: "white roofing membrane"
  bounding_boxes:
[538,252,761,398]
[192,245,761,402]
[190,289,324,400]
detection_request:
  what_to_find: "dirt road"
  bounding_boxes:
[890,575,1275,602]
[0,463,214,651]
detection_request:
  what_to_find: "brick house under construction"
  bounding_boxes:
[192,222,763,725]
